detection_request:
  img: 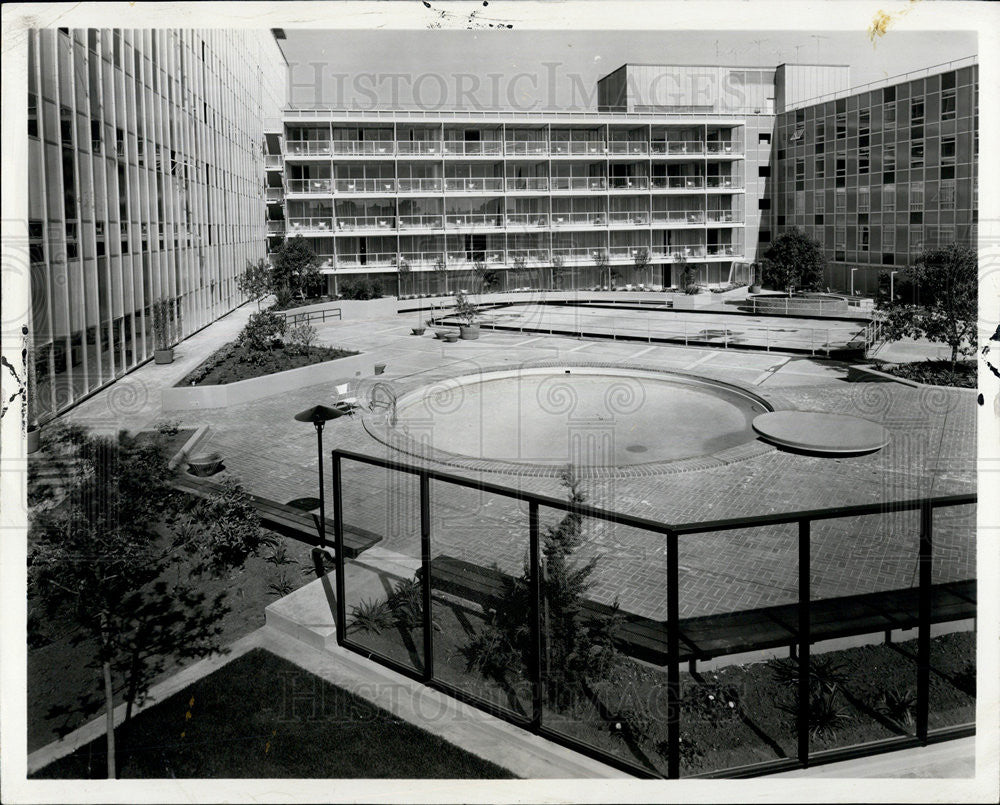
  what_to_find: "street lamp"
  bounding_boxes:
[889,270,899,300]
[850,267,859,296]
[294,404,349,547]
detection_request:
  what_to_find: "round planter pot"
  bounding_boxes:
[442,333,460,343]
[154,348,174,365]
[748,285,762,294]
[459,324,481,340]
[187,452,223,477]
[374,363,387,375]
[27,426,40,454]
[411,327,426,336]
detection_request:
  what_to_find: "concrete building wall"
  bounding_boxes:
[27,28,286,420]
[774,64,852,112]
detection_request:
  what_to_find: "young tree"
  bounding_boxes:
[511,255,529,290]
[271,235,321,297]
[876,244,978,367]
[550,255,566,290]
[28,427,271,778]
[762,229,825,294]
[433,256,449,295]
[594,250,610,289]
[236,258,272,309]
[397,258,411,297]
[632,247,650,286]
[462,470,621,709]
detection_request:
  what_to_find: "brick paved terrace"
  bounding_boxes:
[70,302,973,622]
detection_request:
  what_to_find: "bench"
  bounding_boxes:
[421,555,977,667]
[172,474,382,559]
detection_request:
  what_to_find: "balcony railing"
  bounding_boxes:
[505,212,551,228]
[706,141,740,155]
[551,211,607,227]
[507,248,550,262]
[265,154,283,168]
[287,217,333,233]
[445,213,505,229]
[396,141,442,156]
[652,210,705,224]
[652,176,705,189]
[332,140,396,156]
[400,250,445,266]
[609,245,653,260]
[504,141,549,156]
[398,214,444,230]
[550,176,607,191]
[650,140,704,155]
[443,140,503,156]
[550,141,605,156]
[334,178,397,193]
[446,249,504,263]
[443,177,504,192]
[334,216,396,231]
[285,140,332,156]
[397,177,444,192]
[608,141,649,155]
[651,244,707,259]
[609,211,650,225]
[266,220,285,234]
[287,178,333,194]
[706,176,739,189]
[551,246,605,261]
[706,244,740,257]
[505,177,550,191]
[706,210,740,223]
[335,252,398,267]
[265,188,284,202]
[609,177,649,190]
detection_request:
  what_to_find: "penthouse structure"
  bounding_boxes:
[26,28,286,420]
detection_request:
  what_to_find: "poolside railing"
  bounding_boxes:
[330,448,975,779]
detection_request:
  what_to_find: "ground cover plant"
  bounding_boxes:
[31,649,516,779]
[866,358,976,389]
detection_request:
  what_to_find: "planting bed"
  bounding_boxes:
[179,343,357,386]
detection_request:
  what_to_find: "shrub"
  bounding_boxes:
[155,418,181,436]
[680,679,741,727]
[454,291,479,326]
[239,310,287,352]
[339,278,384,300]
[807,687,852,739]
[877,686,917,730]
[387,578,423,629]
[287,323,318,354]
[274,286,294,309]
[684,284,702,295]
[350,598,393,634]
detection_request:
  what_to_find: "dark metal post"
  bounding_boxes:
[315,422,326,546]
[666,529,680,779]
[798,518,811,767]
[332,451,346,645]
[529,501,542,729]
[916,498,932,742]
[420,471,434,682]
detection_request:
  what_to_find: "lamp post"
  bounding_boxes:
[889,270,899,300]
[294,404,348,547]
[850,267,859,296]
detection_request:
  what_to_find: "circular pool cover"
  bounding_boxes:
[367,366,777,476]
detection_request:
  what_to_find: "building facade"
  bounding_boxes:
[767,58,978,295]
[27,28,286,420]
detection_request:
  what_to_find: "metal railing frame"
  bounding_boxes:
[330,448,975,779]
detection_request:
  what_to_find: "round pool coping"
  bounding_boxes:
[752,411,891,455]
[360,360,796,479]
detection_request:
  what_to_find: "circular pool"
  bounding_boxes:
[370,366,776,476]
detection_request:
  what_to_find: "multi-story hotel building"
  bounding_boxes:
[25,30,976,417]
[768,58,978,295]
[26,28,286,421]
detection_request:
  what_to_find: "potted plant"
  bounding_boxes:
[152,298,174,364]
[454,291,480,340]
[749,261,763,294]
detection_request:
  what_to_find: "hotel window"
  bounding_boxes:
[860,225,870,252]
[859,109,870,137]
[883,226,895,251]
[795,158,805,189]
[910,141,924,168]
[28,93,38,137]
[859,146,870,174]
[941,89,957,121]
[836,112,846,139]
[940,179,956,208]
[911,98,924,122]
[909,229,923,255]
[814,192,825,214]
[937,225,955,245]
[815,122,825,143]
[859,186,870,212]
[835,226,846,249]
[835,157,846,186]
[835,188,846,211]
[884,102,896,126]
[758,132,771,144]
[884,142,896,171]
[883,184,895,211]
[790,125,805,143]
[814,155,825,177]
[910,181,924,211]
[941,136,956,164]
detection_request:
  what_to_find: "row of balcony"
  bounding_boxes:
[280,139,742,158]
[280,175,742,194]
[274,210,742,234]
[303,244,741,269]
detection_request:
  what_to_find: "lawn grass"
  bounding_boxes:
[179,342,357,386]
[31,649,515,779]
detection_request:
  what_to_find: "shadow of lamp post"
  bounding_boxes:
[294,404,348,547]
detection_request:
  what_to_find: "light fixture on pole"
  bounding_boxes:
[294,404,348,547]
[890,270,899,300]
[850,267,859,296]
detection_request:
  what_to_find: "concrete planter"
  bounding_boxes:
[671,293,714,310]
[154,348,174,364]
[187,451,223,477]
[459,324,481,340]
[162,351,372,410]
[27,426,40,454]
